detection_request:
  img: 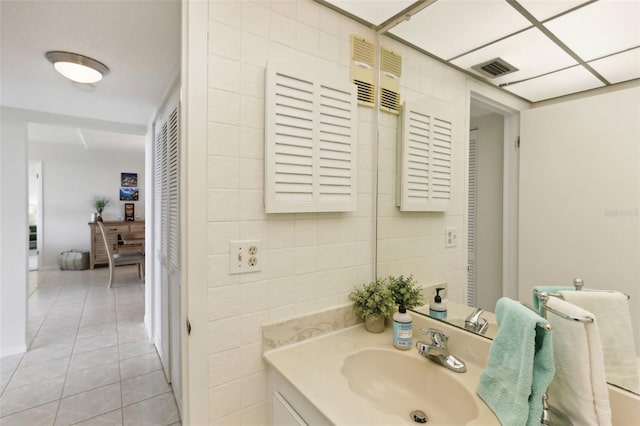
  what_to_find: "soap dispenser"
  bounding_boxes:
[393,304,412,350]
[429,288,447,320]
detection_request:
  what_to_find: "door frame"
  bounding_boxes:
[466,82,529,301]
[29,160,44,270]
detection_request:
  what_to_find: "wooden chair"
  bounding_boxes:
[97,221,145,288]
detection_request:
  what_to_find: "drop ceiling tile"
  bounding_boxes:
[544,0,640,61]
[589,47,640,84]
[503,65,604,102]
[389,0,531,60]
[324,0,416,26]
[517,0,591,21]
[452,27,577,85]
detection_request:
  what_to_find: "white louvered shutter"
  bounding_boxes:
[265,61,358,213]
[398,97,456,212]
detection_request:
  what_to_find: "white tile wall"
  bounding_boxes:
[205,0,483,424]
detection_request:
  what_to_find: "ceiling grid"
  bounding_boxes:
[318,0,640,102]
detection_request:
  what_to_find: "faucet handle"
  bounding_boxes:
[419,328,448,345]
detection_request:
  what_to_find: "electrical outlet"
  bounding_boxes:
[229,240,262,274]
[445,227,457,248]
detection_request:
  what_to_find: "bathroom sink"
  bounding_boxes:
[341,348,478,425]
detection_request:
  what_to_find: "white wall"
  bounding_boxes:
[206,2,377,422]
[470,113,504,311]
[0,108,28,357]
[29,141,145,268]
[519,86,640,353]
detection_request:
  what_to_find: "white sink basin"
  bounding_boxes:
[341,348,478,425]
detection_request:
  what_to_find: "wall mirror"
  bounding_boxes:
[373,29,640,396]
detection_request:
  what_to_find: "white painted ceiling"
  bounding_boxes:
[0,0,180,150]
[322,0,640,102]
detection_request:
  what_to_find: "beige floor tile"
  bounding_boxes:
[72,409,123,426]
[122,393,179,426]
[77,323,118,340]
[20,343,73,368]
[29,331,76,350]
[54,383,121,426]
[119,340,156,361]
[119,353,162,381]
[73,332,119,355]
[62,362,120,397]
[6,357,69,390]
[0,400,58,426]
[68,346,119,373]
[121,370,171,406]
[0,354,24,374]
[0,376,64,417]
[15,269,181,425]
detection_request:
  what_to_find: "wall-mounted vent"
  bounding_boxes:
[471,57,518,79]
[350,35,376,107]
[380,47,401,115]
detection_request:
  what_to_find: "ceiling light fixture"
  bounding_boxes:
[45,51,109,84]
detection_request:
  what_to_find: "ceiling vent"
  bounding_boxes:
[471,57,518,79]
[350,35,376,107]
[380,47,402,115]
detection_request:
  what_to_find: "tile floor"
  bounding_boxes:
[0,266,181,426]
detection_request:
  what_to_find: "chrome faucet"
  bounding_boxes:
[416,328,466,373]
[464,308,489,335]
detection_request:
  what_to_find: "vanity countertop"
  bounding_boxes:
[263,314,500,426]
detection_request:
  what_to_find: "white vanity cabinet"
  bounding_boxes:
[269,369,331,426]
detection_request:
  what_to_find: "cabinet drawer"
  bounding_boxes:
[129,224,145,233]
[104,224,130,233]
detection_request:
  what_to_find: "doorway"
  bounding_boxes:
[467,95,520,309]
[28,161,43,272]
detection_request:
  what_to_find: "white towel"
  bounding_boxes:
[546,297,611,426]
[560,290,640,394]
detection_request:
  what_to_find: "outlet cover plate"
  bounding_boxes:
[229,240,262,274]
[445,227,457,248]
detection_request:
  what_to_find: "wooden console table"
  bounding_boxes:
[88,221,145,269]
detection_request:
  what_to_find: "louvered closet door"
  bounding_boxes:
[154,122,170,379]
[167,106,181,414]
[153,104,182,414]
[468,129,478,307]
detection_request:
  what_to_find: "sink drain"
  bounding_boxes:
[410,410,428,423]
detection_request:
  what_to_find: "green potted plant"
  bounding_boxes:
[92,196,110,222]
[349,277,395,333]
[388,274,423,310]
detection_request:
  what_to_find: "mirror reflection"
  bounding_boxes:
[374,32,640,396]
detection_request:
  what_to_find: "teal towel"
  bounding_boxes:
[477,297,555,426]
[532,286,574,311]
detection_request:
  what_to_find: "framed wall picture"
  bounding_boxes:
[124,203,135,221]
[121,172,138,187]
[119,187,139,201]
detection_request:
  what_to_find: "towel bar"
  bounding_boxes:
[536,291,594,323]
[518,301,552,330]
[573,277,630,299]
